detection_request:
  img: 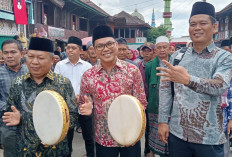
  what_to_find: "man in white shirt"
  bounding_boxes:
[54,36,93,157]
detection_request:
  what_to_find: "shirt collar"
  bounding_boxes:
[65,58,85,66]
[4,63,23,72]
[192,42,216,54]
[96,58,122,73]
[25,70,54,81]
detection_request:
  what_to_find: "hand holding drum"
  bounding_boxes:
[108,95,146,146]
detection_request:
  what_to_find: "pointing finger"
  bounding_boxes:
[162,60,175,70]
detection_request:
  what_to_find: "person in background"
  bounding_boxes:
[116,37,137,66]
[51,55,60,71]
[157,2,232,157]
[0,50,4,66]
[127,49,136,61]
[221,82,232,157]
[13,35,19,41]
[134,45,144,64]
[169,43,176,55]
[80,45,89,61]
[137,42,155,157]
[145,36,170,157]
[0,39,28,157]
[31,28,39,37]
[60,47,68,60]
[54,36,93,157]
[38,26,47,38]
[134,49,139,58]
[19,32,28,49]
[86,41,98,66]
[221,40,231,52]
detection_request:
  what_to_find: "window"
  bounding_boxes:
[120,29,124,38]
[72,15,77,30]
[125,29,129,38]
[114,29,119,38]
[79,17,88,31]
[43,4,54,25]
[131,30,135,38]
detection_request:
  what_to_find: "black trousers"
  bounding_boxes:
[96,141,141,157]
[168,133,224,157]
[67,128,74,157]
[79,114,95,157]
[144,109,150,155]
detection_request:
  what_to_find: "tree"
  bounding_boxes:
[145,25,168,42]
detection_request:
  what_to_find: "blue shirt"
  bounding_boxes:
[0,64,28,112]
[159,42,232,145]
[222,79,232,132]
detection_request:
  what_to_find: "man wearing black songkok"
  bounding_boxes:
[79,25,147,157]
[157,2,232,157]
[2,37,81,156]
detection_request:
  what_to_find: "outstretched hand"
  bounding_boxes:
[2,106,20,126]
[79,96,92,116]
[156,60,190,85]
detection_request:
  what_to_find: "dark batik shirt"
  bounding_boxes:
[5,71,78,157]
[159,42,232,145]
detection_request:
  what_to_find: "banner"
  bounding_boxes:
[13,0,28,24]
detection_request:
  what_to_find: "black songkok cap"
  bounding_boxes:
[221,40,229,48]
[92,25,114,45]
[228,37,232,46]
[190,2,215,18]
[68,36,82,48]
[116,37,127,45]
[29,37,54,53]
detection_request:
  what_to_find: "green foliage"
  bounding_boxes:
[145,25,168,43]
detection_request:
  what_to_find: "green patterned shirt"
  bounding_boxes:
[5,71,78,157]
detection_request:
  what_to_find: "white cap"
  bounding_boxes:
[156,36,169,44]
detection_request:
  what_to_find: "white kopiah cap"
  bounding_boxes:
[156,36,169,44]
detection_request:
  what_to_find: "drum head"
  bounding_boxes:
[108,95,145,146]
[33,91,64,145]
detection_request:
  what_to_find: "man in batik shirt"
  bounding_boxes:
[157,2,232,157]
[2,37,79,157]
[79,25,147,157]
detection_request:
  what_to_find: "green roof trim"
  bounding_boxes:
[128,43,144,45]
[71,0,108,17]
[0,11,14,21]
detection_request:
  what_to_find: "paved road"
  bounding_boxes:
[0,133,231,157]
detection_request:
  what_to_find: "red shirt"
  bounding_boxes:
[80,59,147,147]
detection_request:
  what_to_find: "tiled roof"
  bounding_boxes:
[80,0,110,17]
[216,2,232,16]
[114,11,150,27]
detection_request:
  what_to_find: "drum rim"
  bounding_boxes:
[33,90,70,145]
[108,94,146,146]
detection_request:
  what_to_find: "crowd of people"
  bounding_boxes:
[0,1,232,157]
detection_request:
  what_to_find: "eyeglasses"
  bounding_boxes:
[95,41,115,51]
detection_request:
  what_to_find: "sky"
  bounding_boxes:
[91,0,231,38]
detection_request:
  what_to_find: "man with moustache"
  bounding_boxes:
[0,39,28,157]
[86,41,98,66]
[116,37,137,66]
[157,2,232,157]
[2,37,79,156]
[79,25,147,157]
